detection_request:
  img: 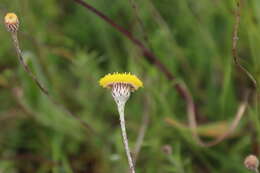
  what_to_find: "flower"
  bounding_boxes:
[99,72,143,173]
[99,72,143,91]
[99,72,143,106]
[4,13,19,32]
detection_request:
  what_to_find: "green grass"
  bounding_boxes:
[0,0,259,172]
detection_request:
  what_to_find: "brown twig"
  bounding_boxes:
[187,0,254,147]
[233,0,259,152]
[189,90,249,147]
[232,0,257,87]
[73,0,249,147]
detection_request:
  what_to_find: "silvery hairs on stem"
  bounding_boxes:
[99,72,143,173]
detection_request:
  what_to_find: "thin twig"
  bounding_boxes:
[187,87,249,147]
[232,0,257,87]
[11,33,49,95]
[9,31,95,134]
[186,0,254,147]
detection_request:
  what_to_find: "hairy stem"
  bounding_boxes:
[11,33,49,95]
[9,32,95,134]
[117,103,135,173]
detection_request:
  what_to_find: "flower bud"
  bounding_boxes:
[244,155,259,171]
[4,13,19,32]
[161,145,172,155]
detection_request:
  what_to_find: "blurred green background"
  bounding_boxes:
[0,0,259,172]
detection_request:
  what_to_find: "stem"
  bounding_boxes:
[11,33,49,95]
[117,103,135,173]
[9,32,95,134]
[232,0,257,87]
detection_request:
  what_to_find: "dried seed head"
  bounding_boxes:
[4,13,19,32]
[244,155,259,171]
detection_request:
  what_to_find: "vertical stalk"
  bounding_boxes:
[117,103,135,173]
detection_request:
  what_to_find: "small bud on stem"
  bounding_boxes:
[162,145,173,155]
[4,13,19,32]
[244,155,259,173]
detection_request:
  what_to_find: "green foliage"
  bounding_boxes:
[0,0,259,172]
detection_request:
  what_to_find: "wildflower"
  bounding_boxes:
[244,155,259,172]
[99,72,143,173]
[4,13,19,32]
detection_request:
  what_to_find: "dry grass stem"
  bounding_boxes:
[232,0,257,87]
[184,80,249,147]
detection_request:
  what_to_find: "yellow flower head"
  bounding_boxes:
[99,72,143,91]
[4,13,19,32]
[4,13,18,24]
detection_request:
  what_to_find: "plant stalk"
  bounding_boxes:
[9,32,95,134]
[117,103,135,173]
